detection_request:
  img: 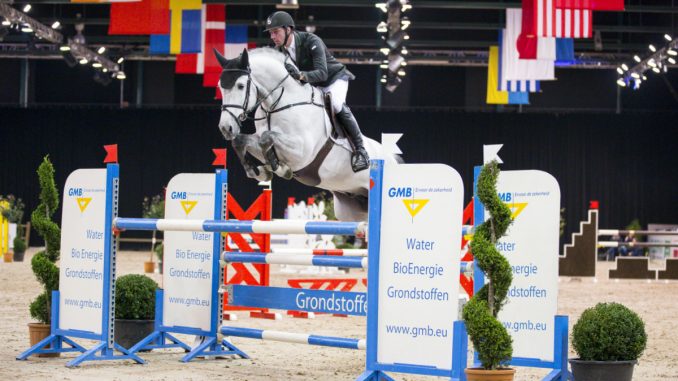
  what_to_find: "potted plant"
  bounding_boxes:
[570,302,647,381]
[27,157,61,357]
[142,194,164,273]
[462,161,515,381]
[13,235,27,262]
[114,274,158,350]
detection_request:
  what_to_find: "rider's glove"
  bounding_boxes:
[285,63,303,81]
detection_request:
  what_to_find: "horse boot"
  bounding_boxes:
[336,104,369,172]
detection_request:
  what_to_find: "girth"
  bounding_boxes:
[292,137,335,187]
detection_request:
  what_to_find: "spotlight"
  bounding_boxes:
[668,49,677,56]
[633,55,641,62]
[400,61,407,66]
[380,47,390,55]
[642,75,647,81]
[401,17,410,30]
[2,19,10,27]
[59,45,70,52]
[652,67,661,73]
[376,21,387,33]
[116,72,126,80]
[21,25,33,33]
[23,4,31,13]
[665,34,673,42]
[97,46,106,54]
[616,67,623,75]
[400,47,408,55]
[669,57,676,64]
[52,21,60,29]
[79,58,88,65]
[379,64,388,69]
[621,63,628,71]
[631,72,640,79]
[103,68,108,73]
[649,44,656,52]
[616,78,626,87]
[375,3,388,13]
[117,57,124,64]
[648,59,657,68]
[92,62,102,68]
[397,69,406,76]
[380,77,387,83]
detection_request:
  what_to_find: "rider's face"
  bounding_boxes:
[269,27,289,47]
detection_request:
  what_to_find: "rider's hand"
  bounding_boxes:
[285,63,302,81]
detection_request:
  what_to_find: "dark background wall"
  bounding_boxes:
[1,107,676,248]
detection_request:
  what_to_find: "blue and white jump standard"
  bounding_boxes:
[17,164,145,367]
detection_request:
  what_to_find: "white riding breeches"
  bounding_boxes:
[319,78,348,113]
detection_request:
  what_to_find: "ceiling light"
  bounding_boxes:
[404,34,410,40]
[375,3,388,13]
[380,47,390,55]
[79,58,88,65]
[103,68,108,73]
[669,57,676,64]
[379,64,388,69]
[631,72,640,79]
[401,61,407,66]
[665,34,673,42]
[648,44,656,52]
[51,21,60,29]
[380,77,387,83]
[642,75,647,80]
[648,59,657,68]
[116,72,126,80]
[616,67,623,75]
[401,18,410,30]
[633,55,641,62]
[401,4,412,12]
[23,4,32,13]
[117,57,124,64]
[92,62,102,68]
[652,67,661,73]
[621,63,628,71]
[97,46,106,54]
[376,22,387,33]
[668,49,677,56]
[2,19,11,27]
[401,48,408,55]
[616,79,626,87]
[397,69,406,76]
[21,26,33,33]
[59,45,70,51]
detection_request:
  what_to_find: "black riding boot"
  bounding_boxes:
[336,104,369,172]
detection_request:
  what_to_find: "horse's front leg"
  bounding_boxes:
[259,130,303,180]
[232,134,273,182]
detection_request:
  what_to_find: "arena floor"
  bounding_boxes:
[1,249,676,380]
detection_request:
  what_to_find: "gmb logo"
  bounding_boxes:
[68,188,91,213]
[387,187,429,219]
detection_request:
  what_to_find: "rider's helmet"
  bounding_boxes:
[264,11,295,31]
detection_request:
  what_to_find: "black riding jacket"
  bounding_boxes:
[279,31,355,87]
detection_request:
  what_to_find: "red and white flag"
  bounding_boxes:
[522,0,592,39]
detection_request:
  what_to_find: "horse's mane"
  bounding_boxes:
[248,47,287,65]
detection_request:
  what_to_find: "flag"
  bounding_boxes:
[108,0,169,35]
[501,10,555,83]
[555,38,575,64]
[150,0,202,54]
[498,30,541,93]
[521,0,592,39]
[204,26,255,88]
[590,0,624,11]
[487,46,530,105]
[74,0,140,3]
[176,4,226,74]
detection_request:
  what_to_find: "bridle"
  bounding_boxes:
[219,59,324,131]
[219,65,289,129]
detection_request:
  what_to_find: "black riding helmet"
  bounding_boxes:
[264,11,295,31]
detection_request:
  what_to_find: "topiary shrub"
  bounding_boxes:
[572,302,647,361]
[29,156,61,324]
[115,274,158,320]
[462,160,514,370]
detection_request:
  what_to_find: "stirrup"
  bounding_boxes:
[351,152,369,172]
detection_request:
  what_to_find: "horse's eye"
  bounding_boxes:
[237,83,245,90]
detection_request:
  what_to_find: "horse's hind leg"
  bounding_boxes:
[233,134,273,181]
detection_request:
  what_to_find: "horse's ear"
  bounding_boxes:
[240,48,249,69]
[214,48,229,68]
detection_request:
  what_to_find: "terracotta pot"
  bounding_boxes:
[3,252,12,262]
[464,368,516,381]
[28,323,60,358]
[143,261,155,273]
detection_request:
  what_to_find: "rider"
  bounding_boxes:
[264,10,370,172]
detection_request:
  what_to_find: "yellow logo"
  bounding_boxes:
[402,199,429,218]
[180,200,198,215]
[508,202,528,219]
[76,197,92,212]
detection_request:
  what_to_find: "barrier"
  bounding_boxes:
[0,200,8,255]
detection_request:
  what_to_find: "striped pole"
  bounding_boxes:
[271,248,368,256]
[223,253,368,269]
[599,241,678,248]
[114,218,365,236]
[599,229,678,236]
[220,327,365,350]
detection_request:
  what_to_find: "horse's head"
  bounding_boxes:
[215,48,257,140]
